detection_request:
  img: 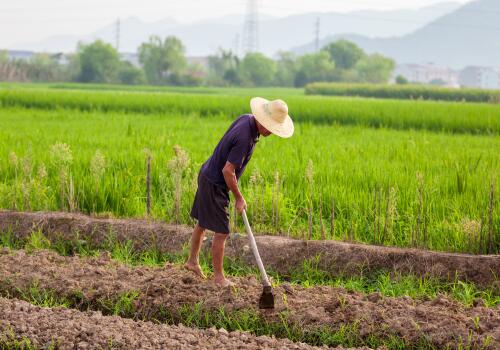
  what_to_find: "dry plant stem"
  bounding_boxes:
[275,172,280,231]
[260,181,265,225]
[373,187,378,243]
[416,174,424,248]
[383,186,390,244]
[488,179,495,254]
[308,202,313,240]
[68,175,76,212]
[330,197,335,240]
[478,215,485,254]
[320,195,325,240]
[146,156,151,216]
[59,170,66,211]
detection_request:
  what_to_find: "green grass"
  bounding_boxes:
[0,332,56,350]
[0,81,305,97]
[1,87,500,134]
[306,82,500,104]
[1,106,498,254]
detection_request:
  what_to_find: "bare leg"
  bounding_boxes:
[184,224,206,278]
[212,233,234,287]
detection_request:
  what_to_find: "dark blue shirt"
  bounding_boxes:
[201,114,259,188]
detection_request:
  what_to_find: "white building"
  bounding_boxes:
[6,50,35,61]
[393,63,459,87]
[459,66,500,89]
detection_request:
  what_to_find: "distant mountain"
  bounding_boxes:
[12,2,461,56]
[294,0,500,68]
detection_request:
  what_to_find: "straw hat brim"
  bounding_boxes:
[250,97,294,138]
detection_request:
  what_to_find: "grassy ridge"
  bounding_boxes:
[306,82,500,104]
[1,88,500,134]
[0,81,304,97]
[2,229,497,305]
[1,107,498,254]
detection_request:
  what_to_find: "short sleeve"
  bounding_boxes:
[227,138,248,169]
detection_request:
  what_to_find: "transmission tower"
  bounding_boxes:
[115,18,121,52]
[315,17,321,52]
[232,34,240,57]
[243,0,259,54]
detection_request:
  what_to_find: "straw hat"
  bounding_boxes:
[250,97,294,138]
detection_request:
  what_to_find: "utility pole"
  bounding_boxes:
[315,17,321,52]
[243,0,259,54]
[115,18,121,52]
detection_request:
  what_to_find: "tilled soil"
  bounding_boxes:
[1,210,499,286]
[0,298,353,350]
[0,249,498,349]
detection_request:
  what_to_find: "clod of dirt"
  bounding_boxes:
[1,297,360,350]
[0,249,498,349]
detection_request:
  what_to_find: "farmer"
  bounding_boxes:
[184,97,294,287]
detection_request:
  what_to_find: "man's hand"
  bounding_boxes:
[235,196,247,213]
[222,162,247,213]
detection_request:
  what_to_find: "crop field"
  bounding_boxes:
[0,83,499,349]
[305,82,500,104]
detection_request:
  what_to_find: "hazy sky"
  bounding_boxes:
[2,0,472,48]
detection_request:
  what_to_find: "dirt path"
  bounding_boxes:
[0,298,353,350]
[1,210,498,286]
[0,249,498,349]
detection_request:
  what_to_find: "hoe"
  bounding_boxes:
[241,209,275,309]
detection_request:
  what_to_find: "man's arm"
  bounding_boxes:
[222,161,247,213]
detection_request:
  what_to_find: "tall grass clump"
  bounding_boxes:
[49,142,74,211]
[167,145,190,224]
[305,82,500,103]
[90,149,106,212]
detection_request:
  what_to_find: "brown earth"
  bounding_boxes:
[0,298,354,350]
[0,248,498,349]
[1,210,499,287]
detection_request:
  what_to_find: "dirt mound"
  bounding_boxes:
[0,209,190,252]
[1,210,499,286]
[0,249,498,349]
[0,298,348,350]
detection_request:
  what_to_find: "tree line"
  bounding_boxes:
[0,36,395,87]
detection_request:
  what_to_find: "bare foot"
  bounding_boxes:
[184,262,206,279]
[213,276,235,288]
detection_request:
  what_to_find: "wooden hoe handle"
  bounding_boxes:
[241,210,271,288]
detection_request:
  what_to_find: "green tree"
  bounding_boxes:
[429,78,446,86]
[355,54,395,84]
[207,49,240,86]
[26,53,64,82]
[396,75,409,85]
[118,61,146,85]
[274,51,297,87]
[138,36,187,85]
[239,52,276,87]
[294,51,335,87]
[76,40,121,83]
[180,64,206,86]
[323,40,366,70]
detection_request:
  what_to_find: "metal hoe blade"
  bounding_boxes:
[259,285,275,309]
